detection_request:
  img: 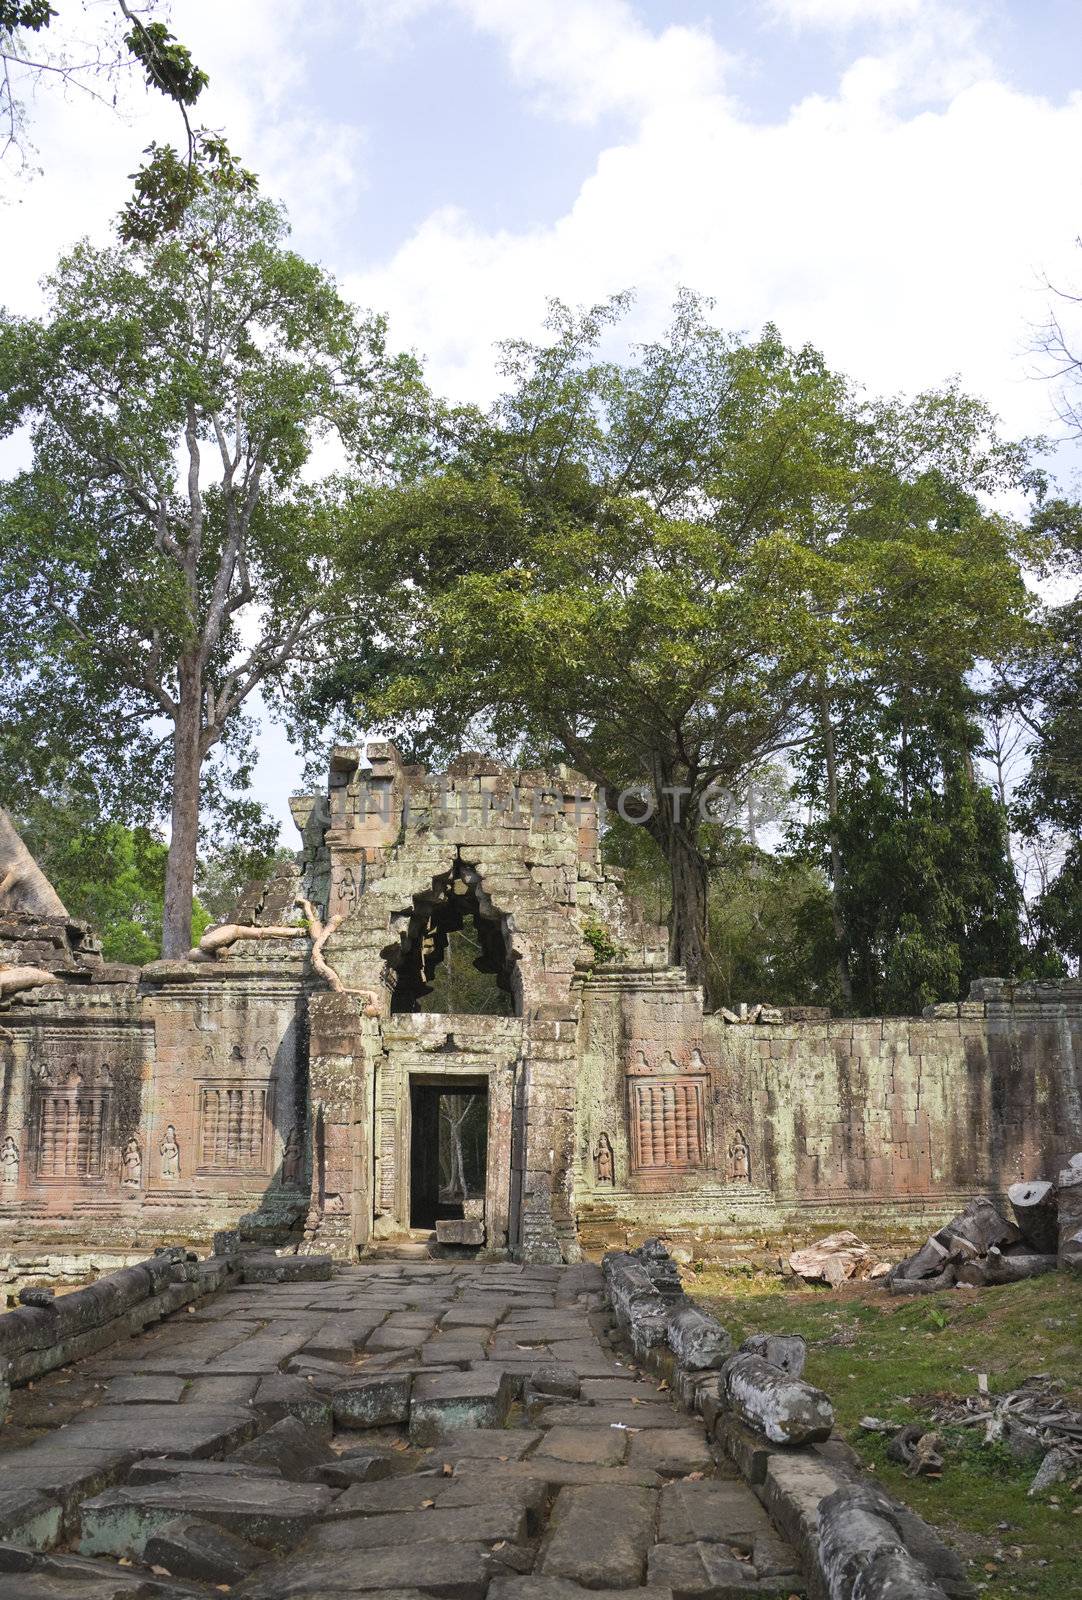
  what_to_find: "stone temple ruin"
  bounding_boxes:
[1,743,1081,1282]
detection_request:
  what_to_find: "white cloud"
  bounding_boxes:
[767,0,927,26]
[456,0,731,123]
[345,1,1082,464]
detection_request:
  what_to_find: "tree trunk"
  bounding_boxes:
[649,805,710,994]
[161,659,203,958]
[818,685,854,1010]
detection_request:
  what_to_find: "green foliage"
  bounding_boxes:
[319,291,1044,995]
[582,919,625,967]
[0,187,431,951]
[12,797,211,962]
[122,18,207,105]
[689,1272,1082,1600]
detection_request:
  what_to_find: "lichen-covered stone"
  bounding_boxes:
[719,1353,834,1446]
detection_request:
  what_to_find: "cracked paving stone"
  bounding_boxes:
[308,1501,529,1552]
[539,1484,658,1588]
[237,1539,496,1598]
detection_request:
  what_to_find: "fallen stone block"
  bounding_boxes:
[253,1370,333,1429]
[981,1248,1058,1285]
[818,1485,949,1600]
[897,1236,951,1280]
[436,1219,486,1247]
[307,1449,396,1487]
[539,1483,658,1588]
[1056,1163,1082,1269]
[739,1334,806,1378]
[887,1265,957,1295]
[239,1252,332,1284]
[230,1416,336,1481]
[333,1371,412,1428]
[664,1300,732,1370]
[409,1367,514,1443]
[934,1198,1016,1256]
[1007,1179,1058,1254]
[79,1474,334,1558]
[719,1353,834,1446]
[143,1515,269,1586]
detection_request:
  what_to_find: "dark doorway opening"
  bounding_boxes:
[409,1077,488,1231]
[388,859,518,1016]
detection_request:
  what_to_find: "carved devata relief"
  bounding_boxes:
[31,1062,113,1181]
[626,1046,708,1173]
[593,1132,615,1185]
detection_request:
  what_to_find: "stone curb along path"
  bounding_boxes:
[602,1242,976,1600]
[0,1243,959,1600]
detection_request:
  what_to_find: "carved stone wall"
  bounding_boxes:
[2,747,1081,1271]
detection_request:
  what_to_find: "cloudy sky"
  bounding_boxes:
[4,0,1082,830]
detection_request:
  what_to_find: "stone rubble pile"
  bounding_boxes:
[787,1230,890,1287]
[888,1156,1082,1294]
[604,1239,975,1600]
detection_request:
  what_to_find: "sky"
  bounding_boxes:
[3,0,1082,837]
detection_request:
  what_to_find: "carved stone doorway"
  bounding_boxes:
[408,1076,488,1233]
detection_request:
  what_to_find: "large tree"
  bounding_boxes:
[0,190,428,955]
[314,294,1043,994]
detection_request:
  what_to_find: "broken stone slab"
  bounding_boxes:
[818,1485,949,1600]
[56,1403,259,1460]
[1007,1179,1058,1254]
[236,1539,494,1598]
[104,1374,188,1405]
[436,1219,486,1247]
[664,1300,732,1370]
[523,1364,580,1408]
[128,1457,282,1485]
[539,1483,658,1588]
[307,1500,528,1552]
[229,1415,335,1480]
[143,1515,269,1586]
[307,1450,397,1488]
[626,1427,713,1478]
[409,1367,514,1443]
[0,1545,208,1598]
[334,1371,413,1428]
[980,1247,1058,1285]
[78,1474,334,1558]
[1056,1162,1082,1269]
[253,1370,333,1429]
[492,1584,673,1600]
[647,1539,798,1596]
[239,1252,333,1283]
[739,1334,807,1379]
[0,1444,139,1536]
[719,1354,833,1446]
[658,1479,774,1544]
[0,1490,61,1551]
[896,1236,952,1280]
[934,1198,1016,1256]
[887,1265,957,1295]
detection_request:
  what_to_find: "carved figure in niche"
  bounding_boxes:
[727,1128,751,1183]
[122,1139,142,1188]
[594,1132,615,1186]
[0,1136,19,1185]
[159,1125,181,1180]
[281,1126,303,1187]
[689,1048,706,1072]
[659,1051,678,1073]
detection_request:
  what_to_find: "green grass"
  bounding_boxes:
[688,1269,1082,1600]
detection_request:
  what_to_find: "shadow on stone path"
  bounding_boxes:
[0,1261,806,1598]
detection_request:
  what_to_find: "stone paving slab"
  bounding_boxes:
[56,1403,257,1459]
[236,1540,495,1598]
[539,1484,658,1588]
[308,1502,529,1552]
[79,1475,335,1558]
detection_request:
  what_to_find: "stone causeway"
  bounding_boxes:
[0,1257,810,1600]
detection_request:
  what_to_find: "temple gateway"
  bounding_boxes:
[1,742,1080,1281]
